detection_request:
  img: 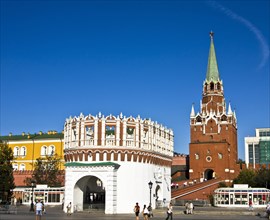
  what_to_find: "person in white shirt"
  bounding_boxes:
[35,200,43,220]
[189,202,194,214]
[142,204,149,220]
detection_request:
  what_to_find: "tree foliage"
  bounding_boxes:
[233,167,270,188]
[0,141,15,202]
[254,167,270,188]
[25,155,63,187]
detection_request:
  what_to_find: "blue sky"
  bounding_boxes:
[1,0,269,160]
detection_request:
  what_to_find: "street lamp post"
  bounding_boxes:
[29,180,35,212]
[148,181,153,207]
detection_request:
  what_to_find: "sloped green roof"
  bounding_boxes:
[65,162,120,168]
[0,132,64,141]
[206,35,220,83]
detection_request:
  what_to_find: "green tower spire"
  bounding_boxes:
[206,31,220,83]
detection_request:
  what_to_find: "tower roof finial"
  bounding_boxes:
[210,31,214,39]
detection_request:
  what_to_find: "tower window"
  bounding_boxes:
[196,116,202,123]
[217,82,221,90]
[210,82,214,90]
[195,153,199,160]
[221,115,227,121]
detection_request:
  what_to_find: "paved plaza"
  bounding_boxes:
[0,205,267,220]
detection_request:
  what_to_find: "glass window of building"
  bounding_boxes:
[248,144,253,164]
[20,146,26,156]
[14,146,20,157]
[13,164,18,170]
[41,145,47,156]
[48,145,55,156]
[19,164,25,171]
[255,144,260,164]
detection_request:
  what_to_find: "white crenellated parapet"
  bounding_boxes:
[64,113,174,157]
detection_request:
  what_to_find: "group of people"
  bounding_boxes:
[134,202,154,220]
[184,201,194,214]
[134,202,173,220]
[35,200,72,219]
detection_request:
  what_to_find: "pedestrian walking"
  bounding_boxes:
[265,202,270,219]
[185,202,189,214]
[35,199,43,220]
[66,202,72,215]
[248,199,253,211]
[142,204,149,220]
[134,202,140,220]
[165,202,173,220]
[61,198,64,210]
[189,202,194,214]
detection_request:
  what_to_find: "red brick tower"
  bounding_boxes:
[189,32,238,183]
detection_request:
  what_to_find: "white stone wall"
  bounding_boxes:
[64,161,171,214]
[115,161,171,213]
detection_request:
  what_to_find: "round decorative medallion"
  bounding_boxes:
[206,156,212,162]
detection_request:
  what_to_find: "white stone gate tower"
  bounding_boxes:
[63,113,174,214]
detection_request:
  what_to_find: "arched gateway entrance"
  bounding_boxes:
[75,176,105,211]
[64,162,119,214]
[204,169,215,180]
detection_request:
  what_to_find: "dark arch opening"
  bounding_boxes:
[75,175,105,211]
[204,169,214,180]
[210,82,214,90]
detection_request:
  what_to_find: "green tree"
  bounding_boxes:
[254,167,270,188]
[25,155,63,187]
[0,141,15,202]
[233,169,256,187]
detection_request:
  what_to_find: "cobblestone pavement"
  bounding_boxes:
[0,205,266,220]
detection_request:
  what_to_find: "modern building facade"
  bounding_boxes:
[245,128,270,168]
[63,112,174,214]
[189,32,239,183]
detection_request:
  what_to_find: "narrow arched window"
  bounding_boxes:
[13,164,18,171]
[14,147,20,156]
[19,164,25,171]
[217,82,221,90]
[48,145,55,156]
[20,146,26,157]
[41,145,47,156]
[210,82,214,90]
[196,116,202,123]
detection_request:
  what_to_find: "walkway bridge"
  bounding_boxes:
[171,178,223,200]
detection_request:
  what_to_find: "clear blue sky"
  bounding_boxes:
[1,0,269,160]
